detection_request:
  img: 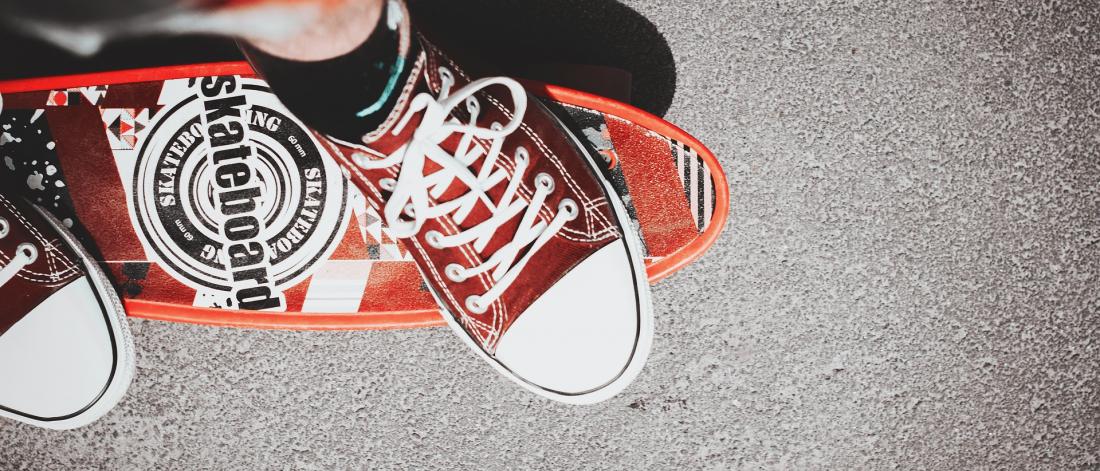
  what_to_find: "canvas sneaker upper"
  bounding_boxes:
[0,194,83,336]
[0,192,135,429]
[332,40,628,351]
[298,0,654,403]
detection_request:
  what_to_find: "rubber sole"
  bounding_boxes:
[424,96,655,405]
[0,206,136,430]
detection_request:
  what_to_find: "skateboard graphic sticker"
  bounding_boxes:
[0,63,728,330]
[128,77,351,311]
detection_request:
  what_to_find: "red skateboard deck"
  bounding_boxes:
[0,63,727,330]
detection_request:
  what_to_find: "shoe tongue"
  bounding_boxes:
[396,103,523,245]
[359,36,532,248]
[423,132,510,234]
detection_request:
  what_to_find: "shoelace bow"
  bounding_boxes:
[352,68,578,314]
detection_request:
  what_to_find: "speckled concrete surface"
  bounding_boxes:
[3,0,1100,468]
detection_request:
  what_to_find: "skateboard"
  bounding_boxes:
[0,63,728,330]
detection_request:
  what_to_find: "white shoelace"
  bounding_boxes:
[0,95,40,288]
[352,67,578,314]
[0,217,39,288]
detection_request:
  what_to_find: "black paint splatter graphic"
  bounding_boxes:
[1,109,89,243]
[119,262,151,298]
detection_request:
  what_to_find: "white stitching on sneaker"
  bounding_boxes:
[361,55,427,145]
[0,195,79,283]
[352,70,577,313]
[317,131,502,342]
[0,217,37,288]
[423,42,619,240]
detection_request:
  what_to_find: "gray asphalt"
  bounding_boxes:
[3,0,1100,468]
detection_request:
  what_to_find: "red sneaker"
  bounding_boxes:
[306,2,653,403]
[0,192,135,429]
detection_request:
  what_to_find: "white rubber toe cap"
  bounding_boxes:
[494,239,647,399]
[0,277,119,421]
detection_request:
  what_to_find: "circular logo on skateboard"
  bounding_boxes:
[131,78,347,307]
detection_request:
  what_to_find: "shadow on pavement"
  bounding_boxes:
[411,0,677,116]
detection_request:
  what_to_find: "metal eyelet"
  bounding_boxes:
[514,146,529,165]
[352,152,372,169]
[490,122,503,131]
[534,173,555,192]
[425,230,444,249]
[0,217,8,238]
[465,295,487,314]
[466,97,480,114]
[379,178,397,191]
[16,243,38,264]
[445,263,467,282]
[438,67,455,89]
[558,199,579,221]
